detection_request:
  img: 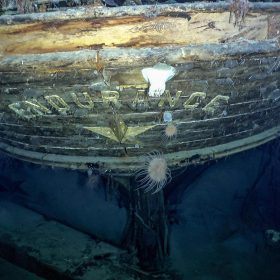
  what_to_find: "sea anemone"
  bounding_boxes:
[135,152,171,194]
[163,123,177,142]
[142,63,176,97]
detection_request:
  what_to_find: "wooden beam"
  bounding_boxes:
[1,3,280,24]
[0,3,279,55]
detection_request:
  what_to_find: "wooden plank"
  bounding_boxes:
[0,104,279,156]
[0,5,279,56]
[0,125,280,172]
[0,41,279,80]
[0,12,274,55]
[0,97,278,137]
[1,3,280,24]
[0,200,139,280]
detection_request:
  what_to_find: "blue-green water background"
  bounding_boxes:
[0,139,280,279]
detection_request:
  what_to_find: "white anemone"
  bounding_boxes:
[142,63,176,97]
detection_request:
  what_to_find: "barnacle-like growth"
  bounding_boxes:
[135,152,171,194]
[142,63,176,97]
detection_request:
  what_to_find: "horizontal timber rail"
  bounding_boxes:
[0,40,279,71]
[0,126,280,174]
[0,3,280,24]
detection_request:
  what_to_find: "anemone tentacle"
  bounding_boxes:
[135,152,171,194]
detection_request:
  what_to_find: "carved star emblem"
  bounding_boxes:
[84,115,155,143]
[84,125,155,143]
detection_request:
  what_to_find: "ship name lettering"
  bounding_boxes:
[8,100,51,120]
[8,90,229,120]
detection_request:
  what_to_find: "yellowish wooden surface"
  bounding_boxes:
[0,12,271,55]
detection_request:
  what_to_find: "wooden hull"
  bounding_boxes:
[0,3,280,174]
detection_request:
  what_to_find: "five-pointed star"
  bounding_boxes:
[84,124,156,143]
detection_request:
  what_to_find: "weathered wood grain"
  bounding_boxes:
[0,3,279,56]
[1,3,280,23]
[0,3,280,173]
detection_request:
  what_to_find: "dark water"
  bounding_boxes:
[0,140,280,279]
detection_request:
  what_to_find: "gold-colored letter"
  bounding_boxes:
[71,92,94,109]
[8,100,51,120]
[101,90,121,109]
[45,95,69,114]
[202,95,229,115]
[158,90,182,108]
[183,92,206,110]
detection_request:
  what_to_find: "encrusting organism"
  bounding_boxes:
[142,63,176,97]
[135,151,171,194]
[162,123,177,142]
